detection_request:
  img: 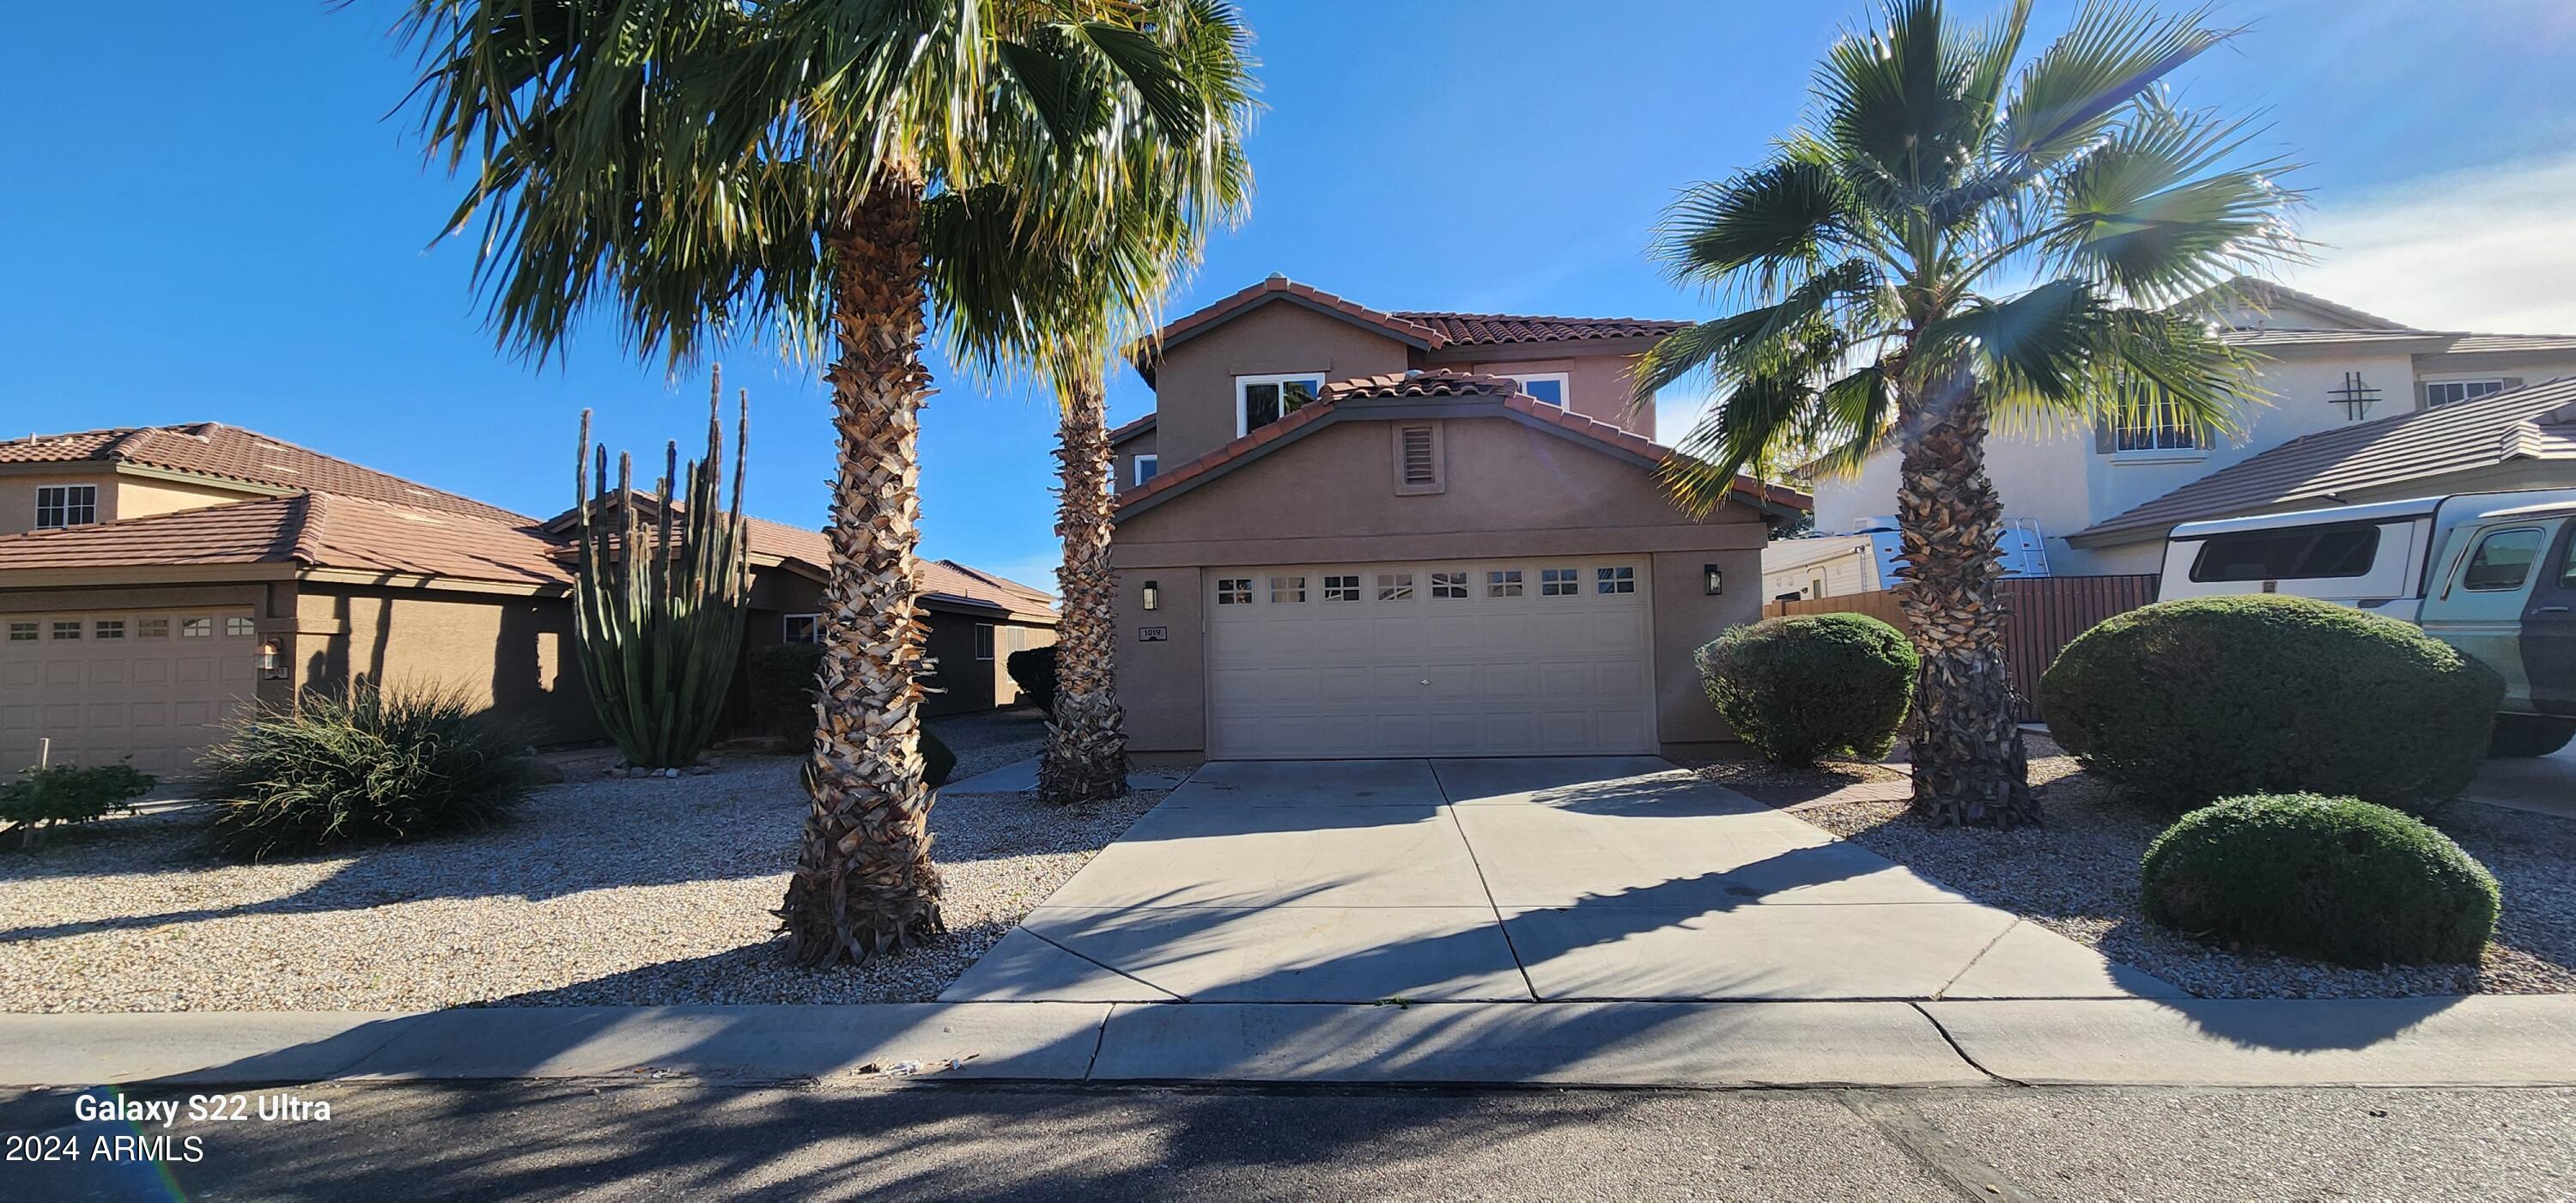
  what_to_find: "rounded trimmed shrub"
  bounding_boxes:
[1697,613,1917,766]
[744,641,826,738]
[2140,793,2500,966]
[2038,594,2502,814]
[921,727,957,788]
[1006,645,1059,713]
[202,686,544,861]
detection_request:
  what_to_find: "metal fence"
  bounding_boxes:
[1762,574,2160,720]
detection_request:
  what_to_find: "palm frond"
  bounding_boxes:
[1996,0,2234,163]
[2046,94,2307,304]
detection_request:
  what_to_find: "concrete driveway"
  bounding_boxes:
[945,759,2178,1005]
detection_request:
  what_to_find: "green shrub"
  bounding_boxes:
[1006,645,1058,713]
[2039,594,2502,814]
[1,761,156,848]
[2140,793,2500,966]
[201,686,544,861]
[744,642,826,738]
[1695,613,1918,765]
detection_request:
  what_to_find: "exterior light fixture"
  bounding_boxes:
[1141,580,1160,611]
[1703,564,1724,596]
[258,638,287,679]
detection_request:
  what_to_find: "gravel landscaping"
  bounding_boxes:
[1704,738,2576,999]
[0,752,1161,1013]
[927,705,1050,781]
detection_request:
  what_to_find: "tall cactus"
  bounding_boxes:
[571,371,754,769]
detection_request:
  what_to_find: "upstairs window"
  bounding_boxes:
[1512,373,1571,407]
[2427,379,2506,408]
[1236,373,1325,435]
[2111,388,2199,454]
[35,484,98,529]
[1132,454,1160,487]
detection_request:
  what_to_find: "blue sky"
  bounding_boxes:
[6,1,2573,591]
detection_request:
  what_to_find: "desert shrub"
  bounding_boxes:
[1,761,156,848]
[744,642,826,738]
[2140,793,2500,966]
[201,686,544,861]
[2039,594,2502,814]
[1695,613,1917,766]
[1006,645,1058,713]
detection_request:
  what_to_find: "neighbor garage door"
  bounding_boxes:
[0,608,259,778]
[1205,556,1656,758]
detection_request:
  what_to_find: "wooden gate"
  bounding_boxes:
[1762,575,2159,720]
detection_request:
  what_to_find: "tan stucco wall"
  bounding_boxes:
[1150,301,1413,467]
[1114,427,1160,495]
[1461,353,1659,440]
[1111,413,1769,756]
[293,585,598,743]
[1,468,276,536]
[117,476,272,522]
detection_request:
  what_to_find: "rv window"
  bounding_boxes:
[2188,525,2382,583]
[2462,527,2544,592]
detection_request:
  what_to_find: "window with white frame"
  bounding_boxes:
[52,621,81,640]
[1430,570,1469,598]
[5,622,33,642]
[34,484,98,529]
[1215,578,1253,605]
[95,620,125,639]
[226,617,256,636]
[2427,379,2506,408]
[782,613,821,644]
[1376,573,1414,601]
[1540,567,1580,596]
[1268,575,1307,604]
[975,624,995,660]
[1322,574,1361,602]
[137,617,168,638]
[1485,569,1523,598]
[1595,566,1636,593]
[2111,387,2199,454]
[181,617,212,637]
[1236,373,1325,435]
[1511,372,1571,407]
[1132,454,1160,486]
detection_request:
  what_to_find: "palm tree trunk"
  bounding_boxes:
[1893,373,2038,828]
[776,176,945,963]
[1036,350,1129,805]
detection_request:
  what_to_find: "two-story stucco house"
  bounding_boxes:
[1800,279,2576,583]
[1104,276,1808,763]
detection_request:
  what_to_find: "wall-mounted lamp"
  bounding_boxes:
[1703,564,1725,596]
[258,638,287,679]
[1140,580,1161,611]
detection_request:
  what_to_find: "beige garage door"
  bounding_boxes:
[1206,556,1656,758]
[0,609,259,779]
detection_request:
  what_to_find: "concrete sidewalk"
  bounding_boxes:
[8,995,2575,1090]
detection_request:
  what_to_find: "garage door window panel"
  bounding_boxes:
[1323,575,1361,602]
[1376,573,1415,601]
[1431,571,1468,599]
[1540,568,1579,596]
[1268,576,1306,604]
[6,623,32,642]
[1486,570,1523,598]
[1216,579,1252,605]
[137,618,168,638]
[52,621,81,640]
[1596,566,1636,593]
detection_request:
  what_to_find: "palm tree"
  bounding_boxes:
[400,0,1258,960]
[1637,0,2300,827]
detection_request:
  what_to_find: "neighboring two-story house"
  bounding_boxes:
[1105,276,1807,762]
[1798,279,2576,586]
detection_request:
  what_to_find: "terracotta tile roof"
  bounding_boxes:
[1151,275,1443,354]
[1108,414,1157,445]
[2183,277,2413,331]
[0,493,571,586]
[2073,375,2576,545]
[1319,369,1531,399]
[1393,312,1688,345]
[0,422,530,524]
[1117,372,1810,515]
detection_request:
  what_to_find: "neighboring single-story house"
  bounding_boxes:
[0,422,1054,776]
[2066,374,2576,549]
[1108,276,1809,762]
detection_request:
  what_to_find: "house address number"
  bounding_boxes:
[1138,626,1169,642]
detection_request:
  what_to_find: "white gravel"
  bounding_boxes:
[1726,742,2576,999]
[0,755,1160,1013]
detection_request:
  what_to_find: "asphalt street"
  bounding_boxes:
[4,1080,2571,1200]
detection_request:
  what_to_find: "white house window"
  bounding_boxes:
[1323,574,1362,602]
[1376,573,1414,601]
[1268,575,1307,604]
[226,617,257,636]
[2112,389,2199,454]
[1595,566,1636,594]
[1215,578,1253,605]
[782,613,821,644]
[1540,567,1580,596]
[1512,373,1571,407]
[2427,379,2506,408]
[34,484,98,529]
[1485,569,1523,598]
[1236,373,1325,435]
[1132,454,1160,486]
[975,624,995,660]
